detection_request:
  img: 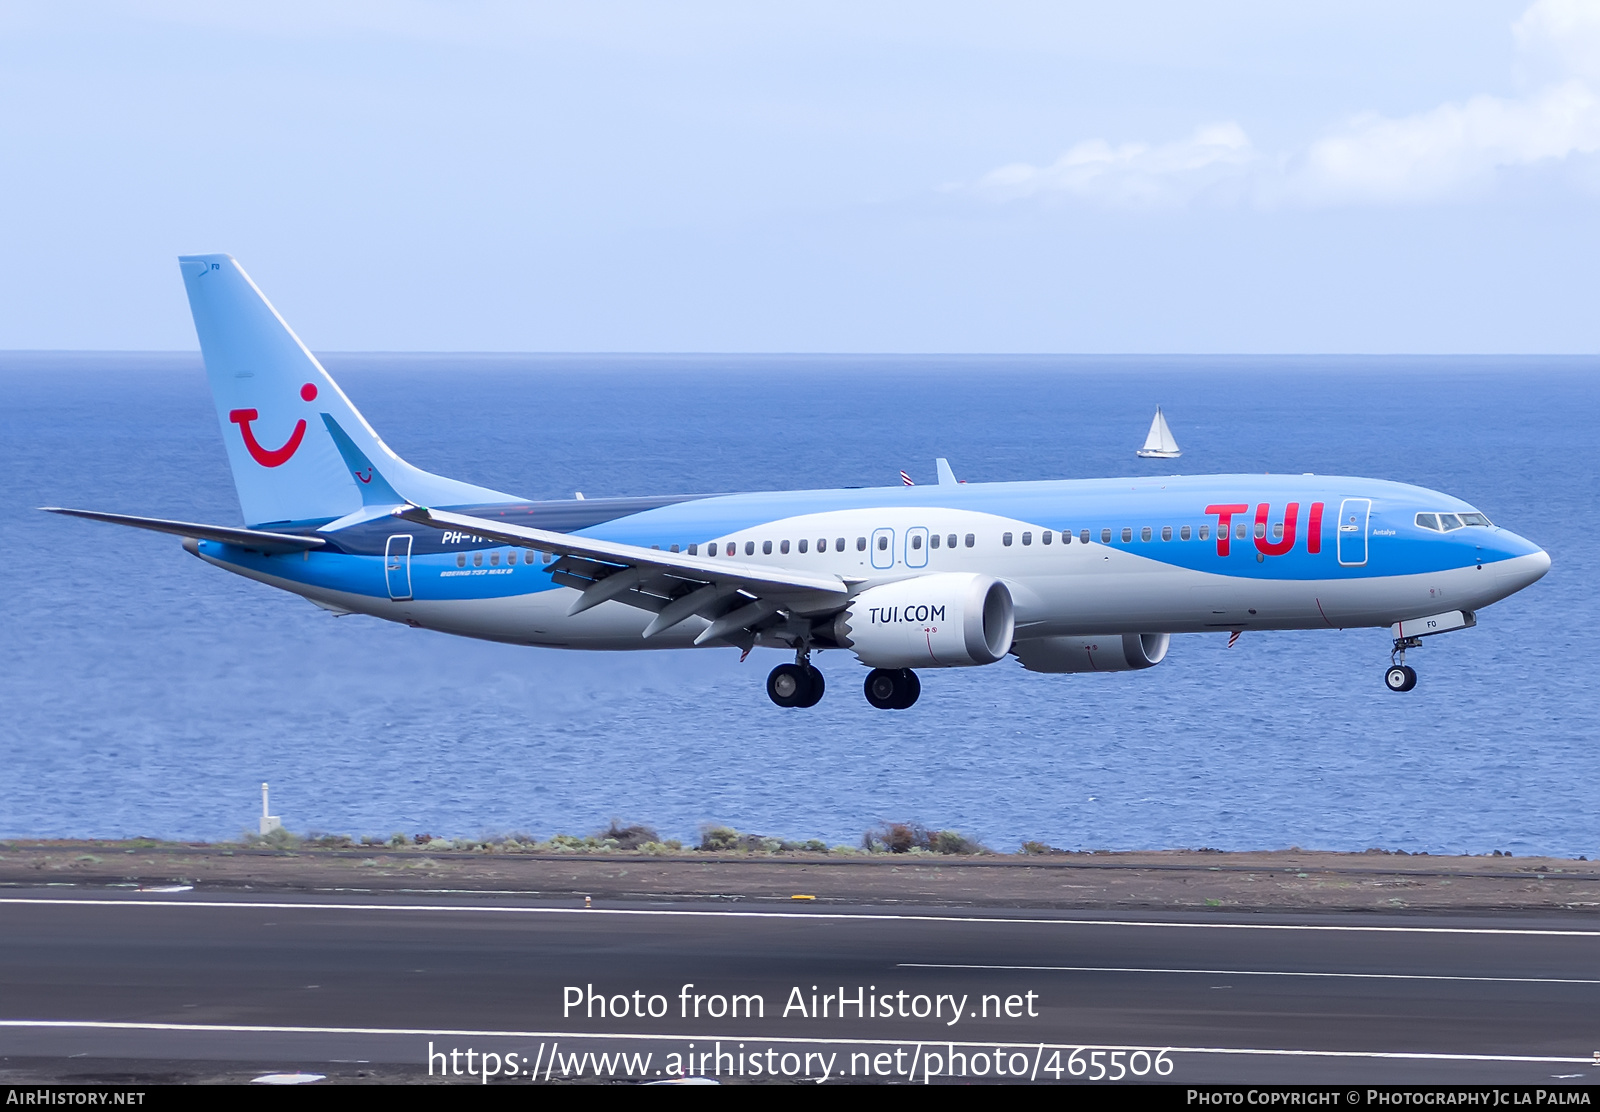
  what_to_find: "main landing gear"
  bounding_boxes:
[1385,636,1421,693]
[767,647,825,708]
[864,667,920,710]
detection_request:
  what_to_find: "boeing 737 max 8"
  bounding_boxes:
[46,255,1551,709]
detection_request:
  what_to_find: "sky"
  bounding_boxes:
[2,0,1598,352]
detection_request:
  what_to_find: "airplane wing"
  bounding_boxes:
[42,508,326,554]
[396,505,851,646]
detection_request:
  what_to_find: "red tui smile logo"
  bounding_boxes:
[229,382,318,468]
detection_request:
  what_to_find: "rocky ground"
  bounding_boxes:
[2,840,1596,913]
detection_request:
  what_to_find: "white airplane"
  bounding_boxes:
[47,255,1550,709]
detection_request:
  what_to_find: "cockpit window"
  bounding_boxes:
[1418,510,1492,532]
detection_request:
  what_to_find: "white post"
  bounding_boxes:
[259,781,282,836]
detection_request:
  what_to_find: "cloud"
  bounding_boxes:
[972,122,1258,207]
[970,0,1600,208]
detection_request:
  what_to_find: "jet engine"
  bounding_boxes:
[830,573,1014,669]
[1011,633,1170,673]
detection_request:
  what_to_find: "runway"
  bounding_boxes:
[0,889,1596,1084]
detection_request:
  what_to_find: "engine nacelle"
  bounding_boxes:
[831,573,1014,669]
[1011,633,1170,674]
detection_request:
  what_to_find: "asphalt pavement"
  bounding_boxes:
[1,889,1596,1084]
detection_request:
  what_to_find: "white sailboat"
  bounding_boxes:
[1136,405,1181,459]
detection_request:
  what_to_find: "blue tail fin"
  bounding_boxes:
[179,254,520,527]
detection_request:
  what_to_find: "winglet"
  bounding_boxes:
[936,458,959,487]
[321,414,404,505]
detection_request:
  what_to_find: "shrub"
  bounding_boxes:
[929,829,984,855]
[599,820,661,851]
[864,823,987,855]
[700,826,743,852]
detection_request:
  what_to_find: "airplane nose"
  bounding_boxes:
[1526,546,1552,583]
[1492,543,1550,595]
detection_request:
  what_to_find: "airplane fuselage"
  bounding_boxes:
[188,472,1549,655]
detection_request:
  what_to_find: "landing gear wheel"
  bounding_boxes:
[768,663,818,708]
[864,667,920,710]
[795,667,825,708]
[891,668,920,709]
[1385,665,1417,692]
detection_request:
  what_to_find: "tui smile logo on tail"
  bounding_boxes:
[229,383,319,468]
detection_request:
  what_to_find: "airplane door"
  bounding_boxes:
[385,534,414,600]
[1337,499,1371,566]
[905,526,929,568]
[871,527,896,570]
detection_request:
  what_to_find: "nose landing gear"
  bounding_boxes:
[864,667,921,710]
[1385,636,1421,692]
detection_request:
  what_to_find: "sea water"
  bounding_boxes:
[1,353,1595,855]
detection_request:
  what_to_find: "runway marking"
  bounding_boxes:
[0,1020,1590,1065]
[899,964,1600,985]
[1,896,1598,937]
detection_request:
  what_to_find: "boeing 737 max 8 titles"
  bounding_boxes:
[47,255,1551,709]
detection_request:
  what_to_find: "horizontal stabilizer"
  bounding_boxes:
[42,508,324,554]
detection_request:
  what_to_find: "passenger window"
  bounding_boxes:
[1101,528,1111,543]
[1002,532,1013,546]
[1140,527,1152,542]
[1438,513,1463,531]
[525,549,537,562]
[762,540,772,555]
[689,544,698,555]
[780,539,790,554]
[798,539,808,553]
[727,542,736,556]
[1121,527,1132,542]
[670,544,680,553]
[1199,525,1209,541]
[473,552,483,566]
[837,538,847,552]
[856,537,866,551]
[1080,529,1090,544]
[1255,523,1266,539]
[1041,530,1052,545]
[821,538,829,552]
[490,552,500,566]
[745,541,755,555]
[948,534,958,548]
[877,535,889,551]
[930,534,940,549]
[544,552,553,563]
[457,554,466,567]
[1273,523,1284,539]
[911,534,922,550]
[1236,523,1247,539]
[965,533,975,547]
[1021,531,1031,545]
[1179,526,1190,541]
[507,552,517,565]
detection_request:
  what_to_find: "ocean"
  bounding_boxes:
[2,352,1595,856]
